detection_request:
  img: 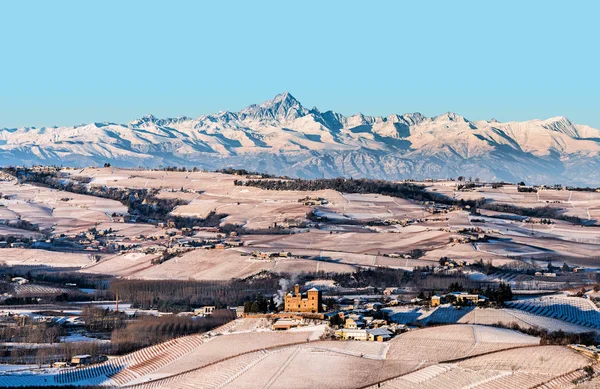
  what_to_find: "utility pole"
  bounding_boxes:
[116,291,119,312]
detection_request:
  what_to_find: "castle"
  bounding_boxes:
[284,284,322,313]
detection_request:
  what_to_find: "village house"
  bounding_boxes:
[71,354,92,366]
[11,277,29,285]
[272,318,300,330]
[367,327,393,342]
[432,292,488,307]
[194,306,215,316]
[335,328,368,341]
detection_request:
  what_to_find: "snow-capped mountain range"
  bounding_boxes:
[2,92,600,185]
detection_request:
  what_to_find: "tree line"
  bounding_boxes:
[110,310,234,355]
[236,177,590,225]
[109,276,281,313]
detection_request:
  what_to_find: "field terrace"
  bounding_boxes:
[0,180,127,236]
[124,323,544,389]
[2,167,600,280]
[424,181,600,224]
[385,304,597,334]
[0,248,95,268]
[371,346,593,389]
[1,316,594,389]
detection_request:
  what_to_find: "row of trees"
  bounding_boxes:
[110,310,235,355]
[295,268,411,290]
[494,322,596,346]
[0,319,65,344]
[110,276,281,313]
[236,178,459,206]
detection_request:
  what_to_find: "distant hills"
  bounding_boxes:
[2,92,600,185]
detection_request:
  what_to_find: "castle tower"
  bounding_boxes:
[307,287,322,313]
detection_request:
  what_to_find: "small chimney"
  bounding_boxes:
[294,284,300,295]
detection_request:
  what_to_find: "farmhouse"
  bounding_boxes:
[335,328,368,341]
[11,277,29,285]
[71,354,92,366]
[432,292,488,307]
[284,284,322,313]
[367,327,393,342]
[272,318,300,330]
[194,306,215,316]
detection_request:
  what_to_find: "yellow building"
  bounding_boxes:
[284,284,322,313]
[431,292,488,306]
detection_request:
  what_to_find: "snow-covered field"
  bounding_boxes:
[1,319,593,389]
[369,346,592,389]
[385,303,598,333]
[0,181,127,235]
[386,324,539,363]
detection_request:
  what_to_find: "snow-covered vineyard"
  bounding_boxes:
[505,296,600,329]
[0,321,598,389]
[385,295,600,331]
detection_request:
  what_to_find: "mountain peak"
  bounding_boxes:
[434,112,468,123]
[128,114,159,126]
[240,92,308,122]
[260,92,301,109]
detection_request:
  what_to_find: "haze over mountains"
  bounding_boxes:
[1,92,600,186]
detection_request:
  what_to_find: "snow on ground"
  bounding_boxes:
[386,324,539,364]
[0,248,95,268]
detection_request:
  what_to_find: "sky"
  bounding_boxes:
[1,0,599,128]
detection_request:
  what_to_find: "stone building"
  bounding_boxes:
[284,284,322,313]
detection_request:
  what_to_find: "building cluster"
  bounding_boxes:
[252,251,292,260]
[333,313,405,342]
[0,240,28,249]
[431,292,489,307]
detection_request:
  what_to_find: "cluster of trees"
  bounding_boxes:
[1,219,40,232]
[217,168,277,178]
[0,318,65,344]
[0,340,110,366]
[306,210,388,227]
[478,202,586,225]
[109,277,281,313]
[243,293,277,313]
[81,306,125,333]
[0,267,107,290]
[470,258,497,275]
[517,186,537,193]
[297,268,411,290]
[525,218,554,225]
[566,186,600,192]
[110,310,235,355]
[457,183,478,191]
[236,178,460,206]
[481,282,513,304]
[220,223,298,236]
[495,322,596,346]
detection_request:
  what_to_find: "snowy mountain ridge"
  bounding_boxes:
[1,92,600,185]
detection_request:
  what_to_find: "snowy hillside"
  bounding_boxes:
[1,92,600,185]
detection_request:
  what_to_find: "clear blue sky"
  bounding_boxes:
[1,0,598,128]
